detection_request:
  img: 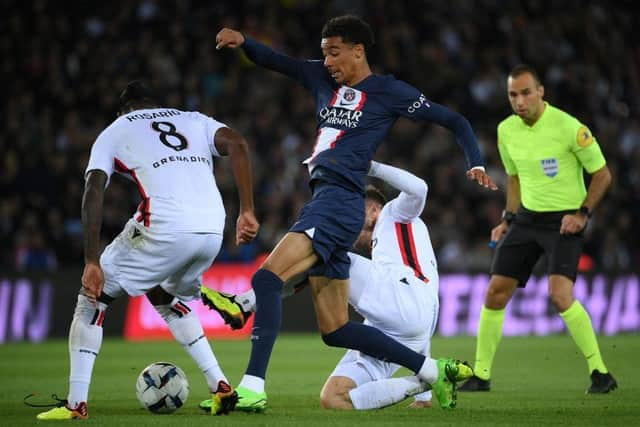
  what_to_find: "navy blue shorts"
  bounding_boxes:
[290,182,365,280]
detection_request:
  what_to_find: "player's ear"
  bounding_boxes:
[538,84,544,98]
[353,43,365,59]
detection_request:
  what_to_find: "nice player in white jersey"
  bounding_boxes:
[200,160,444,410]
[322,160,439,410]
[36,81,258,421]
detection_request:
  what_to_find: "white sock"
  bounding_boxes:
[68,295,107,408]
[235,290,256,313]
[154,298,226,391]
[414,390,433,402]
[417,358,438,384]
[239,374,265,393]
[349,376,426,410]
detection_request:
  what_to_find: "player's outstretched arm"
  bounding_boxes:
[390,82,498,191]
[213,127,259,244]
[216,27,318,88]
[81,170,107,301]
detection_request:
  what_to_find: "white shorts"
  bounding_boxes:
[331,254,439,400]
[100,219,222,301]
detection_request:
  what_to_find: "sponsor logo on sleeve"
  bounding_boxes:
[577,126,593,147]
[407,94,430,114]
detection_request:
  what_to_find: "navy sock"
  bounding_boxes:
[322,321,426,373]
[245,268,283,379]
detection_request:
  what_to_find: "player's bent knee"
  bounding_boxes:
[549,290,574,312]
[320,377,354,410]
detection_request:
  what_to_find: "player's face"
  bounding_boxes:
[321,36,361,86]
[354,199,382,250]
[508,73,545,124]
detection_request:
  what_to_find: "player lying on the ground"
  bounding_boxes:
[200,161,469,411]
[35,81,259,420]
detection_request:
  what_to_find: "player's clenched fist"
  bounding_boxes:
[216,28,245,50]
[82,262,104,303]
[236,211,259,244]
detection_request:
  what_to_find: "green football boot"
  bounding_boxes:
[235,386,267,413]
[36,402,88,420]
[200,385,266,413]
[431,358,472,409]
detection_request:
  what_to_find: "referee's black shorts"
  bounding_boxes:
[490,207,584,287]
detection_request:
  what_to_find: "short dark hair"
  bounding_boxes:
[321,15,374,53]
[365,185,387,206]
[509,64,542,85]
[118,80,158,113]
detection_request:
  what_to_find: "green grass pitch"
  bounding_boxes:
[2,334,638,426]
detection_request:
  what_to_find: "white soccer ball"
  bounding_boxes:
[136,362,189,414]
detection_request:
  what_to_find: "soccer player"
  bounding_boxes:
[200,161,457,410]
[460,65,617,393]
[36,81,259,420]
[207,15,496,410]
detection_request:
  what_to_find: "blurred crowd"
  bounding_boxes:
[2,0,638,273]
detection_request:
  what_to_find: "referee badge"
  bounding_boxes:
[577,126,593,147]
[541,158,558,178]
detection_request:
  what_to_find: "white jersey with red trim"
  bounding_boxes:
[370,197,438,287]
[86,108,226,233]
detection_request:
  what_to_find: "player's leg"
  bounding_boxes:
[462,223,541,391]
[320,376,358,409]
[36,291,113,420]
[467,274,517,385]
[147,287,237,414]
[37,224,136,421]
[238,232,318,401]
[547,232,616,393]
[320,350,426,410]
[200,270,310,329]
[154,232,239,414]
[310,274,468,409]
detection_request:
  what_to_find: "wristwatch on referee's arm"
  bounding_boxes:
[577,206,592,219]
[501,210,516,225]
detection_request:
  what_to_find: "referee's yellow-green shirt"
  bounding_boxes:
[497,102,606,212]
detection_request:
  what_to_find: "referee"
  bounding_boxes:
[460,65,616,394]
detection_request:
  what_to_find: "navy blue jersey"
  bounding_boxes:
[242,37,484,192]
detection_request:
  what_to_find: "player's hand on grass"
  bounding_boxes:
[216,28,245,49]
[236,211,259,244]
[560,213,588,235]
[408,400,432,409]
[466,167,498,190]
[82,262,104,305]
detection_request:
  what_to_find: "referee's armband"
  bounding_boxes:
[501,210,516,225]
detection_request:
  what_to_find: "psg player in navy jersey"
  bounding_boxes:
[207,15,497,410]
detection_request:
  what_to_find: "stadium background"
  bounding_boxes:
[1,0,639,342]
